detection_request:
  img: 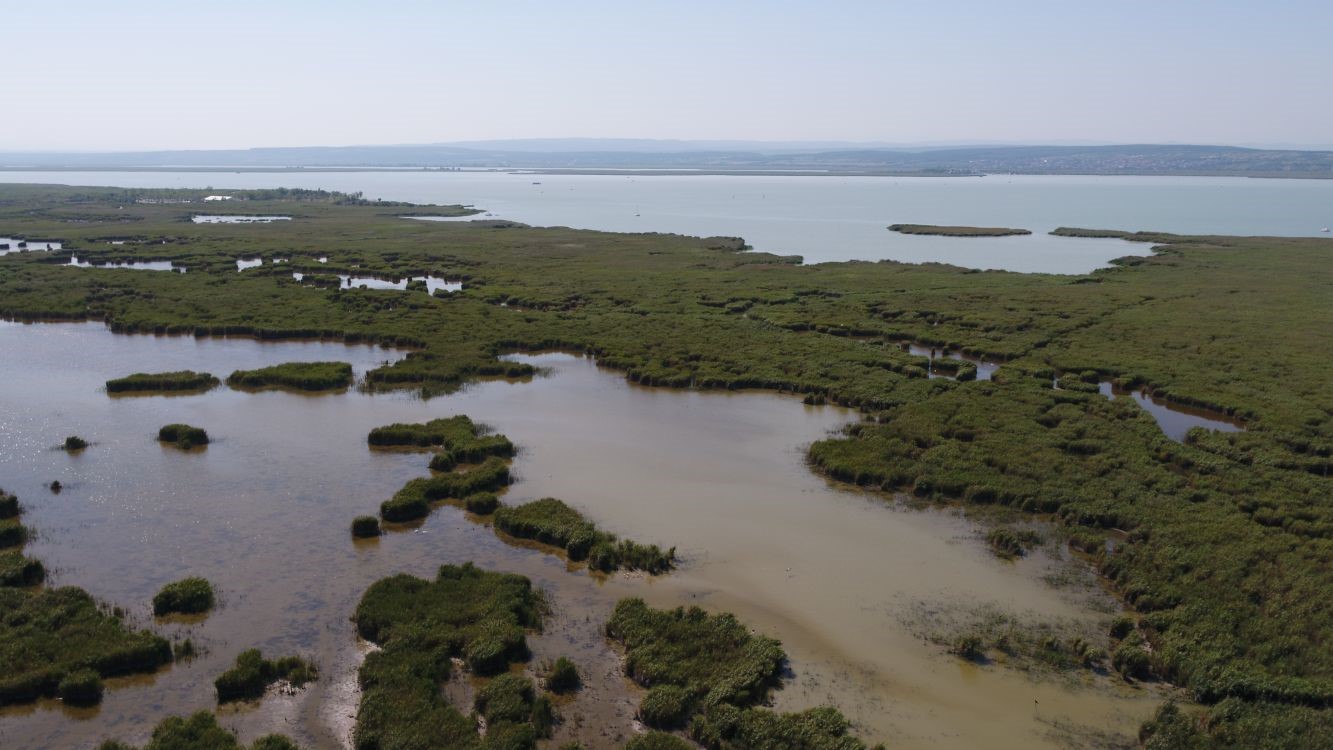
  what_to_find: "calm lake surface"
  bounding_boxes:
[4,171,1331,272]
[0,321,1164,750]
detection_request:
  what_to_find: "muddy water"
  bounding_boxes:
[0,322,1163,749]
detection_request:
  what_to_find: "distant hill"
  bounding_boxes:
[2,141,1330,177]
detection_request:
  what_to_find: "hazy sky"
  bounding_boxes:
[6,1,1331,151]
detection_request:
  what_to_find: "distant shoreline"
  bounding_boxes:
[0,165,1329,179]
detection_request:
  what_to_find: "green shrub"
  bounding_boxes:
[546,656,580,693]
[152,577,215,616]
[227,361,353,391]
[1112,640,1153,681]
[351,515,381,538]
[106,371,219,393]
[475,673,536,724]
[58,668,103,706]
[158,423,209,449]
[215,648,317,703]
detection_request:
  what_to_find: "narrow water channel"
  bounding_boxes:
[0,322,1164,749]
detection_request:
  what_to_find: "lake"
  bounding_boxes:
[3,171,1331,272]
[0,321,1163,749]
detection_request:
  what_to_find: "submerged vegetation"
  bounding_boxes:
[158,423,210,449]
[493,498,675,574]
[351,562,546,749]
[152,576,215,616]
[227,361,353,391]
[1,184,1330,740]
[106,370,220,393]
[214,648,318,703]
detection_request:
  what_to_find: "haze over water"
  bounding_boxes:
[4,171,1331,272]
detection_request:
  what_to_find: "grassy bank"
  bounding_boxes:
[368,415,515,470]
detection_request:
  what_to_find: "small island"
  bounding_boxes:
[493,497,675,574]
[153,576,215,616]
[158,424,209,450]
[106,370,220,394]
[888,223,1032,237]
[215,648,317,703]
[227,361,354,392]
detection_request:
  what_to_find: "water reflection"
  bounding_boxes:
[192,215,292,224]
[0,237,63,254]
[904,343,1000,380]
[290,272,463,294]
[66,256,185,273]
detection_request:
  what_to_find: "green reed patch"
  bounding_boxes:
[96,710,301,750]
[351,563,546,750]
[351,515,382,538]
[379,456,511,522]
[544,656,580,694]
[63,435,89,451]
[693,704,873,750]
[493,498,674,574]
[475,673,554,740]
[0,586,171,707]
[888,223,1031,237]
[368,415,515,471]
[106,370,219,393]
[158,423,209,449]
[215,648,318,703]
[227,361,353,391]
[152,576,215,616]
[624,733,693,750]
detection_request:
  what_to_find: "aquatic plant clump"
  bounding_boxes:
[545,656,581,693]
[158,423,209,449]
[214,648,318,703]
[368,415,515,471]
[152,576,215,616]
[474,673,555,739]
[63,435,89,451]
[0,518,29,549]
[351,515,381,538]
[106,370,220,393]
[605,598,784,727]
[57,668,104,706]
[0,586,172,707]
[378,455,511,522]
[0,491,18,519]
[493,498,675,574]
[96,711,301,750]
[227,361,354,391]
[0,551,45,587]
[351,563,546,750]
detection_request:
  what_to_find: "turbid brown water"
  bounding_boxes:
[0,321,1167,749]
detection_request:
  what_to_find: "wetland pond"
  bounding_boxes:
[0,321,1165,749]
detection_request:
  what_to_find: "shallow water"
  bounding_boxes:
[67,255,184,273]
[7,171,1332,271]
[1098,382,1244,441]
[191,215,291,224]
[288,272,463,294]
[0,322,1163,749]
[905,343,1000,381]
[0,237,62,254]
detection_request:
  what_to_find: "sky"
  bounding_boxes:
[4,0,1332,151]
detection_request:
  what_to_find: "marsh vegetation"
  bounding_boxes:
[158,424,210,449]
[214,649,318,703]
[493,498,675,574]
[226,361,353,391]
[888,223,1032,237]
[106,370,220,394]
[152,576,215,616]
